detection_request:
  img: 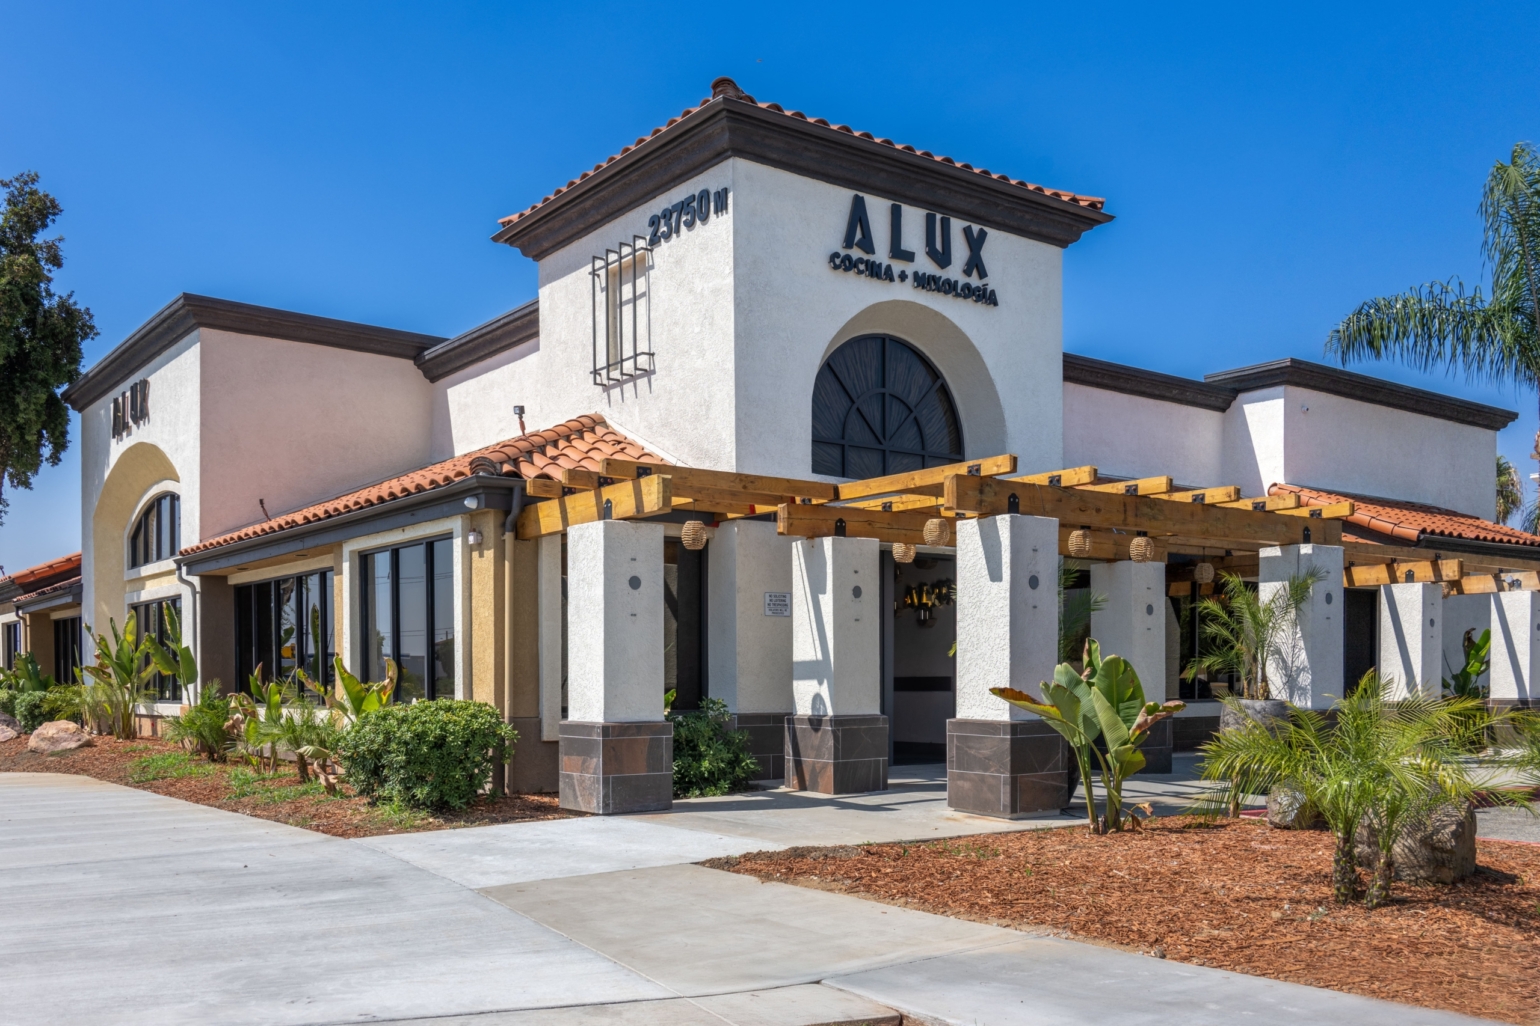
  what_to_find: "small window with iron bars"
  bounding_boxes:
[590,235,654,387]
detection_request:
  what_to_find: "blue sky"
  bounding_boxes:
[2,1,1538,572]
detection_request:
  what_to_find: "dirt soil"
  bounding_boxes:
[707,817,1540,1025]
[0,734,575,838]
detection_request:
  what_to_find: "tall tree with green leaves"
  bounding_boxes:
[1497,453,1523,524]
[1326,143,1540,518]
[0,171,94,524]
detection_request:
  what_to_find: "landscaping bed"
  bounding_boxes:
[0,734,574,838]
[707,817,1540,1024]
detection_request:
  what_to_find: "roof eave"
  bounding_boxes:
[492,98,1112,261]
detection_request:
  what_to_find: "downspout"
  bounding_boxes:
[174,557,201,702]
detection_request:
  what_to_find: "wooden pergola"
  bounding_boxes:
[512,454,1540,595]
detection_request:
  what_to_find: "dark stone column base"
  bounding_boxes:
[1173,715,1220,751]
[947,718,1068,819]
[558,721,673,814]
[506,716,559,794]
[785,714,888,794]
[1136,718,1173,774]
[729,712,789,780]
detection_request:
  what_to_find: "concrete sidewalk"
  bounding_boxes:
[0,771,1501,1026]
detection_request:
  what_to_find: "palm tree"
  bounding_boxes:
[1496,454,1523,524]
[1183,569,1326,701]
[1326,143,1540,481]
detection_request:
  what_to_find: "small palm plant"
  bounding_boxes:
[299,656,396,724]
[1197,675,1497,907]
[1183,569,1326,700]
[80,614,157,739]
[994,640,1183,834]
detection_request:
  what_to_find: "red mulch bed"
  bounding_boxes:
[0,734,575,838]
[708,817,1540,1024]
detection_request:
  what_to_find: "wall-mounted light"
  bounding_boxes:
[464,496,480,510]
[466,529,484,546]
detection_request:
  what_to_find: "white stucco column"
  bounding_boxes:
[791,535,880,716]
[1259,544,1345,709]
[955,514,1060,719]
[707,520,794,714]
[1090,560,1167,700]
[1378,582,1442,699]
[537,533,563,741]
[565,519,665,722]
[1489,591,1540,704]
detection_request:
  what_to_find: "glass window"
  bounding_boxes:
[234,571,334,694]
[129,493,180,569]
[2,621,19,670]
[52,616,83,685]
[359,539,455,701]
[130,600,180,700]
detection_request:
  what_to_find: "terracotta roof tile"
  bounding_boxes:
[1270,484,1540,549]
[497,78,1104,231]
[1,552,81,591]
[14,575,82,605]
[182,416,663,555]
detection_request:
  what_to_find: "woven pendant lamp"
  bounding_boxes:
[892,542,917,564]
[1129,535,1155,563]
[680,520,708,551]
[1067,529,1093,558]
[1194,561,1216,584]
[922,518,951,546]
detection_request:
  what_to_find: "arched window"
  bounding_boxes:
[129,493,180,569]
[811,334,964,478]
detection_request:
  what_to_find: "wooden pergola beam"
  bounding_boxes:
[1343,541,1540,576]
[944,476,1340,548]
[1006,465,1099,488]
[833,455,1018,501]
[840,493,949,513]
[1156,486,1242,505]
[1216,494,1301,512]
[1276,501,1355,520]
[1058,528,1167,563]
[516,475,672,540]
[1075,475,1175,496]
[1343,559,1464,587]
[600,459,838,503]
[1444,571,1540,595]
[776,503,934,545]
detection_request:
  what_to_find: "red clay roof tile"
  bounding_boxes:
[1270,484,1540,549]
[181,416,663,555]
[497,79,1104,231]
[1,552,82,591]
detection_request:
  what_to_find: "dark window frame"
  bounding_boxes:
[811,334,965,479]
[358,536,455,702]
[234,570,335,694]
[52,616,83,685]
[128,493,181,569]
[130,599,181,701]
[2,621,19,670]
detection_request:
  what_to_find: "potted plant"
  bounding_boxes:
[1183,568,1326,732]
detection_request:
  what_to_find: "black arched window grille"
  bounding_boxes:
[811,335,964,479]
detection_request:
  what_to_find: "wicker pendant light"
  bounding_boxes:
[922,518,951,546]
[680,520,708,551]
[892,542,917,564]
[1067,529,1093,558]
[1194,561,1215,584]
[1129,535,1155,563]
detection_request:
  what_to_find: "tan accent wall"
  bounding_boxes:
[465,508,504,706]
[505,532,556,792]
[92,442,180,632]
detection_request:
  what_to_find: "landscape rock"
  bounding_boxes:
[0,724,17,743]
[27,721,93,754]
[1356,802,1477,883]
[1219,699,1290,735]
[0,711,19,732]
[1267,787,1323,829]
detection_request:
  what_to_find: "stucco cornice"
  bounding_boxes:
[63,294,447,411]
[1205,358,1518,432]
[491,98,1114,260]
[1063,353,1236,412]
[415,299,539,383]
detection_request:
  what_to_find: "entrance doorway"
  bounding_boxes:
[888,553,956,763]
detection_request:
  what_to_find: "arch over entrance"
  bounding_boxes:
[811,334,964,479]
[92,442,181,629]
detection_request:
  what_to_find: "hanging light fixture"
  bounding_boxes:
[681,520,707,550]
[922,518,951,546]
[1194,561,1215,584]
[1129,534,1155,563]
[1068,529,1093,558]
[892,542,917,563]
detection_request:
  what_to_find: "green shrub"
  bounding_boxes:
[337,700,517,811]
[14,691,48,732]
[670,698,761,798]
[164,683,235,761]
[0,690,15,718]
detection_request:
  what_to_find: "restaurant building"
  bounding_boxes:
[50,77,1540,814]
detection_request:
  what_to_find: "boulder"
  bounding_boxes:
[1267,787,1323,829]
[27,721,93,754]
[1355,802,1477,883]
[0,725,17,744]
[1219,699,1290,735]
[0,711,19,732]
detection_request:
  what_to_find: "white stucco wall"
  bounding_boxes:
[1063,383,1224,485]
[791,536,881,716]
[197,329,434,539]
[706,520,794,715]
[1230,386,1496,517]
[565,520,665,722]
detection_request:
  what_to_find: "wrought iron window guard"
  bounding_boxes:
[590,235,654,387]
